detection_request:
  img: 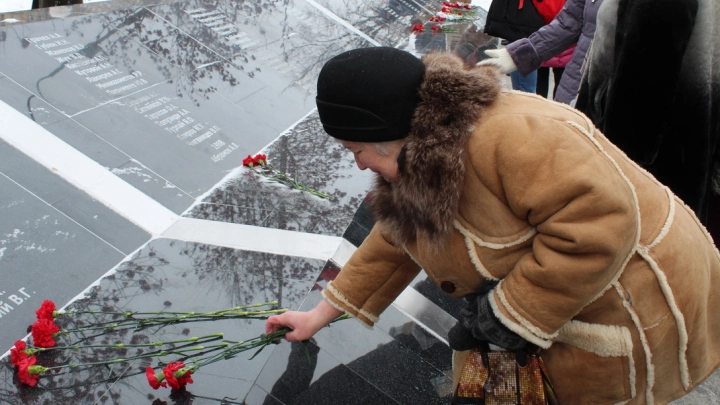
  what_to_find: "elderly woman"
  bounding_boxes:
[265,47,720,404]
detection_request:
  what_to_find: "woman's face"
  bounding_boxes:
[340,140,404,183]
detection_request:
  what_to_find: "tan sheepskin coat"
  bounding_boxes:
[322,53,720,404]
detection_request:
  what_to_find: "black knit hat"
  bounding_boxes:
[316,47,425,142]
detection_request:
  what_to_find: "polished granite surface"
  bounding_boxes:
[2,0,719,404]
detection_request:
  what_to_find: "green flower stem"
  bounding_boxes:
[53,309,287,335]
[57,301,280,318]
[33,343,230,372]
[24,334,223,355]
[250,165,334,201]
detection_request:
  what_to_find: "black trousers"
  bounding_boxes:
[536,67,564,99]
[32,0,83,9]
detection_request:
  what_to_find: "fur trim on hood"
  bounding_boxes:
[371,53,502,246]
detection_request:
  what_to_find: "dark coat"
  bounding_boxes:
[576,0,720,223]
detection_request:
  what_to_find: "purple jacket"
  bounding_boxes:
[505,0,603,103]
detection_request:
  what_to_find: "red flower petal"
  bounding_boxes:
[146,367,167,390]
[10,341,28,367]
[31,319,59,348]
[17,356,39,387]
[163,362,193,390]
[35,300,56,320]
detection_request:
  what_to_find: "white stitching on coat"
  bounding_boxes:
[615,283,654,404]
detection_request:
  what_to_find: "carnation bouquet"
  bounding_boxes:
[8,299,348,393]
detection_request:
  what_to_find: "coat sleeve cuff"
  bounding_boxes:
[488,282,556,349]
[322,281,378,328]
[506,39,542,76]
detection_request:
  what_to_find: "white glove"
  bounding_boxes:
[478,48,518,74]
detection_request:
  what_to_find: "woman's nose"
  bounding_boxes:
[354,155,367,170]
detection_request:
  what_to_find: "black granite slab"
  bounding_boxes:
[314,0,443,47]
[271,267,455,404]
[185,111,375,236]
[0,9,179,117]
[0,170,126,352]
[145,0,375,86]
[253,338,402,405]
[0,238,326,403]
[0,138,150,254]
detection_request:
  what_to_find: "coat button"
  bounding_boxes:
[441,281,456,293]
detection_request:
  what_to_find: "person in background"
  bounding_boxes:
[482,0,602,104]
[535,45,574,99]
[482,0,547,93]
[32,0,82,9]
[265,46,720,404]
[575,0,720,240]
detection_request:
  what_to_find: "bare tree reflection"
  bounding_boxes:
[187,112,369,236]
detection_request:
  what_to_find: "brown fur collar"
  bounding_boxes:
[371,53,502,246]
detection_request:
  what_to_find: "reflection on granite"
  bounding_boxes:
[148,0,374,88]
[282,281,454,405]
[342,198,374,247]
[186,111,374,236]
[254,339,399,405]
[0,238,324,404]
[0,0,180,25]
[0,168,127,352]
[0,9,179,116]
[315,0,442,47]
[115,7,224,72]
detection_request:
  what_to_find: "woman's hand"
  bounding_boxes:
[265,299,344,342]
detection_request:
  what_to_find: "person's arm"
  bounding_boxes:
[265,224,421,340]
[265,299,342,342]
[468,112,638,348]
[504,0,587,75]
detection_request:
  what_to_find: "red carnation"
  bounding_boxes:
[10,340,28,367]
[146,367,167,389]
[412,24,424,32]
[441,6,451,12]
[35,300,56,320]
[242,155,254,167]
[253,154,267,166]
[458,12,463,15]
[17,356,40,387]
[31,319,60,348]
[163,362,194,390]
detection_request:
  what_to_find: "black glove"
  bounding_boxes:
[448,316,483,351]
[447,281,527,352]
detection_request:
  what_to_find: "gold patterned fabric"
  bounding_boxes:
[453,348,555,405]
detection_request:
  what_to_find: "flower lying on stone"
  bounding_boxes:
[10,340,28,367]
[16,355,42,387]
[35,300,57,320]
[163,362,194,390]
[30,318,60,349]
[242,153,334,200]
[242,153,267,167]
[146,367,167,390]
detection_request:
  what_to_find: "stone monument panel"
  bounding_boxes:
[0,10,179,116]
[0,161,127,351]
[0,237,325,402]
[314,0,444,47]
